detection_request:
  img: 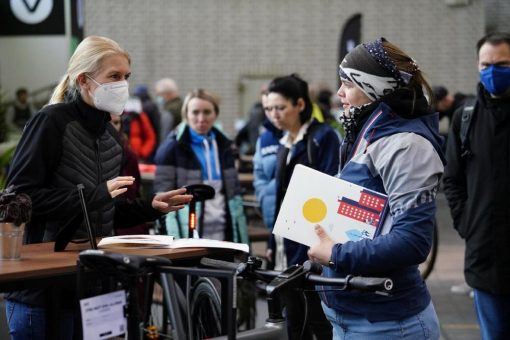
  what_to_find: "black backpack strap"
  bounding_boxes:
[459,97,477,159]
[306,122,320,168]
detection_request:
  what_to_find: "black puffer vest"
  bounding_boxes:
[43,120,122,240]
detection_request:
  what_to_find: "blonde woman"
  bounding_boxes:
[4,36,191,339]
[154,89,248,244]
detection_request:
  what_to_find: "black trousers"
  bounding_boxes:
[283,286,332,340]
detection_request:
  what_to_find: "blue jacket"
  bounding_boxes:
[153,124,248,244]
[320,102,445,322]
[274,119,341,266]
[253,120,282,229]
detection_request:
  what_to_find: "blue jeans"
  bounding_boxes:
[321,301,440,339]
[5,300,76,340]
[6,300,46,340]
[473,288,510,340]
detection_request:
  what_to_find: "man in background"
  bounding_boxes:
[432,85,468,138]
[443,32,510,340]
[6,87,35,131]
[154,78,183,142]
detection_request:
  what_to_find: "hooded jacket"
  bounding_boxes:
[320,89,445,322]
[253,120,282,229]
[153,124,248,244]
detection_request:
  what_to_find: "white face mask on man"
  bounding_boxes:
[86,75,129,115]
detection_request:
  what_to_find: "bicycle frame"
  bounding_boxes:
[77,251,393,340]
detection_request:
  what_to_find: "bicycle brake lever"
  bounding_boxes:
[303,260,323,274]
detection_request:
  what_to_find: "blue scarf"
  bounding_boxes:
[188,127,221,180]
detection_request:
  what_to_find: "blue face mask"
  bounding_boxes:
[479,65,510,96]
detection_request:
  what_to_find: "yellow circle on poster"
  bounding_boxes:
[302,198,327,223]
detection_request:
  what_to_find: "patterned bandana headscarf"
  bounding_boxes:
[339,37,413,101]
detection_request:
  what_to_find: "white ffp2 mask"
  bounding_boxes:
[87,75,129,115]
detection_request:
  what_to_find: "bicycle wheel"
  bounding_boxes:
[419,219,439,280]
[146,280,187,339]
[190,278,222,340]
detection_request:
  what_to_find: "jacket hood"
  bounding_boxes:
[382,86,433,118]
[370,101,446,165]
[349,85,433,141]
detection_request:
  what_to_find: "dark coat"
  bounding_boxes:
[443,84,510,295]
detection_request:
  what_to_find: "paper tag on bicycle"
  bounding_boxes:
[80,290,127,340]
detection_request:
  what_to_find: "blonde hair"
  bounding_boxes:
[49,36,130,105]
[181,89,220,119]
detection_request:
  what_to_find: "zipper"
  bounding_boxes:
[95,139,102,236]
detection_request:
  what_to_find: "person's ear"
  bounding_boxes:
[297,98,306,112]
[76,73,89,90]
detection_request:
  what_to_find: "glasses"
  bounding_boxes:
[264,105,287,113]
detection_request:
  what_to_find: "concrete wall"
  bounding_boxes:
[485,0,510,33]
[2,1,502,136]
[82,0,485,136]
[0,36,69,101]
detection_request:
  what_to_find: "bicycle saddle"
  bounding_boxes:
[79,249,172,273]
[184,184,215,202]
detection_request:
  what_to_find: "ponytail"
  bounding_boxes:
[383,41,433,106]
[48,75,70,105]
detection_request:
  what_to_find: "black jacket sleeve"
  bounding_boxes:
[6,110,111,222]
[443,107,468,237]
[114,197,163,229]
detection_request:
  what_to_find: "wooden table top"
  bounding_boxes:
[0,241,215,289]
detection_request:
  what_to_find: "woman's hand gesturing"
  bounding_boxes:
[106,176,135,198]
[152,188,193,213]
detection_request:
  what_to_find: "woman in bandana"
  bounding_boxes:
[308,38,444,339]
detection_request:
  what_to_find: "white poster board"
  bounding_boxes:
[273,165,388,247]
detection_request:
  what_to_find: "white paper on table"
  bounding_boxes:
[80,290,127,340]
[98,235,249,253]
[273,164,388,247]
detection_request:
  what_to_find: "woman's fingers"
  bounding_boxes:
[152,187,193,212]
[106,176,135,198]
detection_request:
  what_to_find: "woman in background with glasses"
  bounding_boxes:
[265,73,340,340]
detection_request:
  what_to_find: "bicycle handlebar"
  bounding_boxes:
[78,251,393,294]
[307,274,393,292]
[199,257,393,294]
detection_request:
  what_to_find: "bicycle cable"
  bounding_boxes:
[298,290,309,340]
